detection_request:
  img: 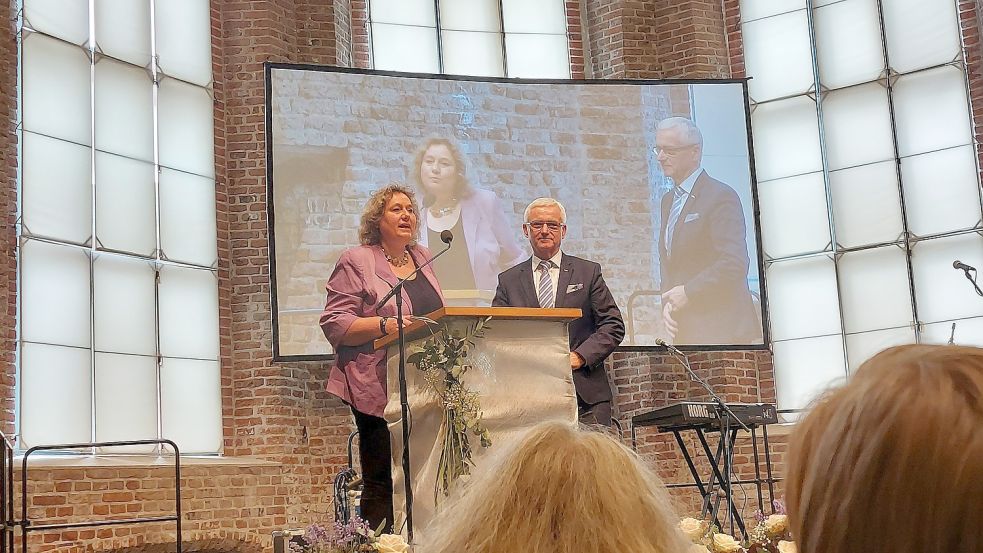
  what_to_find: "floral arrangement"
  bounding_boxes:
[406,317,493,501]
[287,517,410,553]
[679,500,796,553]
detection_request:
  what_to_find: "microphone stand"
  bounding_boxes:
[657,339,749,537]
[375,235,452,542]
[957,267,983,297]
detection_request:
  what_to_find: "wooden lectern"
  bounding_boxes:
[374,307,582,539]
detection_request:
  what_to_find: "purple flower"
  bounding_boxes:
[773,499,786,515]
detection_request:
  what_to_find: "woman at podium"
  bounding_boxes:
[319,184,445,531]
[412,138,524,294]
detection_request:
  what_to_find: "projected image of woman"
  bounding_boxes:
[413,138,524,295]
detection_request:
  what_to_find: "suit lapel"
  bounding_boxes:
[555,254,575,308]
[516,258,539,307]
[669,169,706,254]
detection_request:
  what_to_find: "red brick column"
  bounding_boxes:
[0,0,18,436]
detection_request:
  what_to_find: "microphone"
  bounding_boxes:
[375,231,454,310]
[655,338,684,356]
[953,260,976,272]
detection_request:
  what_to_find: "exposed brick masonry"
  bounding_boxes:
[3,0,981,551]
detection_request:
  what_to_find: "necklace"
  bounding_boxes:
[430,201,459,217]
[383,247,411,267]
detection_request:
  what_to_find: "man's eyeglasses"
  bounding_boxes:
[654,144,697,156]
[525,221,564,232]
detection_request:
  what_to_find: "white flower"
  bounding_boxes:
[711,533,742,553]
[375,533,410,553]
[764,514,788,537]
[678,517,706,541]
[777,540,797,553]
[689,544,712,553]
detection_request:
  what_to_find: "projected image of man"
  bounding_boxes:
[656,117,761,345]
[493,198,625,426]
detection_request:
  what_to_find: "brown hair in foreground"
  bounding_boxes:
[786,344,983,553]
[419,421,689,553]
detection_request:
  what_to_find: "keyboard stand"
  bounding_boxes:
[632,410,777,540]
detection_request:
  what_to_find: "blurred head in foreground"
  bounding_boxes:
[786,344,983,553]
[420,421,688,553]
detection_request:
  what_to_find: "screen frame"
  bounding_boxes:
[264,62,771,362]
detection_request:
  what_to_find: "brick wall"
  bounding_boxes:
[5,0,982,551]
[0,0,17,438]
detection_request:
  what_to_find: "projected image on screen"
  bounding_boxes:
[267,66,765,357]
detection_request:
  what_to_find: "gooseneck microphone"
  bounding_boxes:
[375,230,454,310]
[655,338,684,356]
[952,259,983,298]
[378,229,453,541]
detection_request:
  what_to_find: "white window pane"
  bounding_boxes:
[441,31,504,77]
[773,335,846,411]
[750,96,822,182]
[370,0,436,26]
[838,246,913,334]
[22,132,92,244]
[22,33,92,145]
[24,0,89,45]
[742,10,813,102]
[19,342,92,449]
[94,352,158,452]
[95,152,157,255]
[901,146,983,238]
[922,317,983,347]
[371,24,439,74]
[21,239,91,348]
[160,358,222,454]
[440,0,501,31]
[501,0,566,34]
[505,34,570,78]
[758,172,830,259]
[93,254,156,356]
[766,255,842,341]
[154,0,213,86]
[158,265,219,360]
[159,169,217,266]
[882,0,960,74]
[158,78,215,177]
[845,327,916,371]
[821,82,895,170]
[911,233,983,324]
[94,0,152,67]
[893,65,972,157]
[813,0,884,90]
[94,57,154,162]
[739,0,804,22]
[830,161,904,249]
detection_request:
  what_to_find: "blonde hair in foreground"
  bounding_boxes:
[419,421,688,553]
[786,344,983,553]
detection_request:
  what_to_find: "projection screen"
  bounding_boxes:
[266,64,767,359]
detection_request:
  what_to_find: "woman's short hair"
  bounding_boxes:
[523,197,567,223]
[786,344,983,553]
[358,183,419,246]
[412,138,473,206]
[420,421,688,553]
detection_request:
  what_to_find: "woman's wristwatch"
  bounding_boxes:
[379,316,390,335]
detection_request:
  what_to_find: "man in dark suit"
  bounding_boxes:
[656,117,762,345]
[493,198,625,426]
